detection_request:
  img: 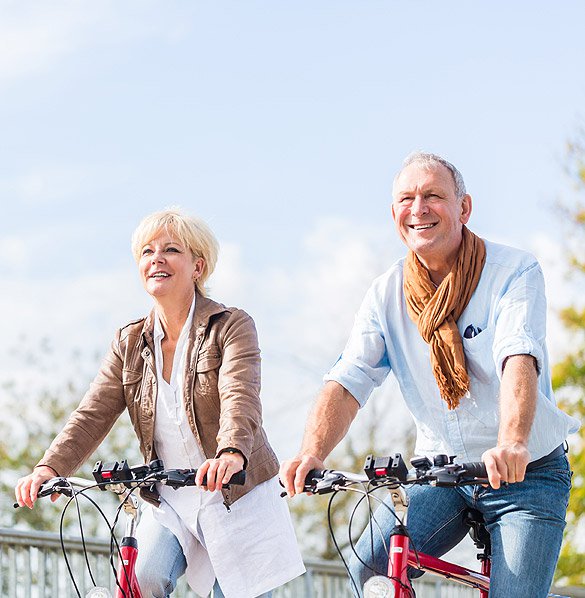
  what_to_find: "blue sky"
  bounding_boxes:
[1,2,585,464]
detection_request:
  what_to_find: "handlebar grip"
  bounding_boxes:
[201,470,246,487]
[303,469,325,491]
[460,462,487,479]
[226,470,246,486]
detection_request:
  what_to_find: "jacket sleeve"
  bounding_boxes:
[214,309,262,465]
[36,330,128,477]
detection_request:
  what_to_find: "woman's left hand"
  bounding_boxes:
[195,452,245,492]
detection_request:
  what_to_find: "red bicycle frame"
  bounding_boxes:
[384,487,490,597]
[112,493,143,598]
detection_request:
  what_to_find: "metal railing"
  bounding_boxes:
[1,528,582,597]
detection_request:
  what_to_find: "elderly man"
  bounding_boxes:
[280,152,580,597]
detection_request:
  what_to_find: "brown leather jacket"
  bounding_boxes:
[38,294,279,507]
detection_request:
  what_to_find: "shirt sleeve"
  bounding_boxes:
[492,261,547,378]
[324,284,391,407]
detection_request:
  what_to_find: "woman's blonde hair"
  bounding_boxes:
[131,208,219,297]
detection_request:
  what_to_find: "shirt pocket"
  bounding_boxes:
[462,326,495,385]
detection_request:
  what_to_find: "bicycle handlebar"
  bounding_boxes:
[15,459,246,508]
[91,459,246,490]
[302,453,488,495]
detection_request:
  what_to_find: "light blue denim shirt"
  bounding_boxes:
[325,240,580,462]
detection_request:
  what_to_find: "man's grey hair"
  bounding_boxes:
[393,151,467,200]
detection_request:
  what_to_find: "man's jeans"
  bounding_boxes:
[349,455,571,598]
[135,513,273,598]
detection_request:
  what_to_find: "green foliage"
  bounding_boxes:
[0,342,140,537]
[553,132,585,586]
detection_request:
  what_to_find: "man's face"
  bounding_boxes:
[391,162,472,270]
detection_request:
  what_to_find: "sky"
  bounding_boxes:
[1,1,585,470]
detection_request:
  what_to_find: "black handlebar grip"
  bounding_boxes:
[303,469,325,491]
[200,470,246,487]
[227,470,246,486]
[460,462,488,479]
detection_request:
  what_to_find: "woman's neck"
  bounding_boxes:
[155,292,194,341]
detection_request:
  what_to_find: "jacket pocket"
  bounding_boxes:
[122,369,143,404]
[193,351,222,424]
[196,351,221,391]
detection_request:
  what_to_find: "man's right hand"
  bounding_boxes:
[15,466,58,509]
[279,454,326,498]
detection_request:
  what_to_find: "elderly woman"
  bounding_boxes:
[15,209,305,598]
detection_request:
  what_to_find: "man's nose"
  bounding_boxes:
[411,195,429,217]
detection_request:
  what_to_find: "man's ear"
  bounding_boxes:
[460,194,472,224]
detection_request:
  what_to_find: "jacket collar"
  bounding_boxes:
[141,291,228,349]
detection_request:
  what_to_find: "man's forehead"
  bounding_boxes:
[394,162,455,193]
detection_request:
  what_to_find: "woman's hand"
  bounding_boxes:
[195,452,245,492]
[15,466,59,509]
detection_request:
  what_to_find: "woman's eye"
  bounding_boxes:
[166,247,180,253]
[142,248,153,255]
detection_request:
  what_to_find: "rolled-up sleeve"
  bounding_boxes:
[492,261,546,378]
[324,286,391,407]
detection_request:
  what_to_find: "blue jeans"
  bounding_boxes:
[135,513,273,598]
[349,455,571,598]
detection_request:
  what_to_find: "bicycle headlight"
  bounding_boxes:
[85,587,112,598]
[363,575,395,598]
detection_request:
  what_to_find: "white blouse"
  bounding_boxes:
[144,297,304,598]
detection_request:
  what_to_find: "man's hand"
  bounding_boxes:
[482,442,531,490]
[279,454,326,498]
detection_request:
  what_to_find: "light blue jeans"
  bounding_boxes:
[349,455,571,598]
[135,514,273,598]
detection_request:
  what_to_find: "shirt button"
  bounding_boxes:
[146,408,153,417]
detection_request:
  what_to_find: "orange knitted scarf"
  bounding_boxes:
[403,226,486,409]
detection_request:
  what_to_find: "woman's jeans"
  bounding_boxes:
[349,455,571,598]
[135,514,273,598]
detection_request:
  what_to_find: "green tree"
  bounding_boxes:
[552,134,585,585]
[0,340,140,536]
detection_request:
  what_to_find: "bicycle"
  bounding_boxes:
[15,459,245,598]
[300,453,569,598]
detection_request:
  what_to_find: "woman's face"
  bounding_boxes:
[139,231,204,303]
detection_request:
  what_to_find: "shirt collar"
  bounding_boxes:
[153,295,197,343]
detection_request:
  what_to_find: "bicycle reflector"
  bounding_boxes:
[363,454,408,483]
[92,461,133,489]
[363,575,395,597]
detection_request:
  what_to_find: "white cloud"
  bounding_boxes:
[0,2,106,82]
[0,165,92,206]
[0,1,193,84]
